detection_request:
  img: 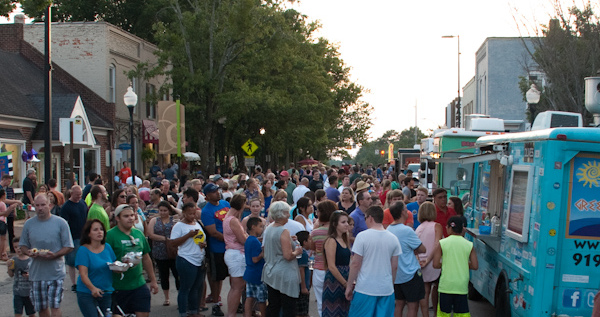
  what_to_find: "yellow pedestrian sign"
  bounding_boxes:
[242,139,258,156]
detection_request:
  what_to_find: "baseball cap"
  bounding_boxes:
[203,183,219,195]
[114,204,133,217]
[280,171,289,177]
[213,174,223,182]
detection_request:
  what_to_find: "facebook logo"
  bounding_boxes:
[563,289,581,308]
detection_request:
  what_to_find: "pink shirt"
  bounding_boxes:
[223,214,244,252]
[415,221,441,282]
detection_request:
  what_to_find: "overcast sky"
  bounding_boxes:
[292,0,578,141]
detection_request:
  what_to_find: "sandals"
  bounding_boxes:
[0,252,8,261]
[163,300,170,306]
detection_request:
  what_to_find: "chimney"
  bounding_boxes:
[14,14,25,24]
[0,20,24,52]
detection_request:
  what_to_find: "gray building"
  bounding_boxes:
[474,37,537,125]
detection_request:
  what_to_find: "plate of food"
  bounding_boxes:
[121,252,142,265]
[107,261,133,272]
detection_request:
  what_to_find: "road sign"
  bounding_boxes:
[242,139,258,156]
[244,156,255,167]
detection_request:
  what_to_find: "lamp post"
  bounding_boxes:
[124,86,138,179]
[526,84,541,124]
[442,35,461,127]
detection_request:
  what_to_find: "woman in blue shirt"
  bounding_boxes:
[76,219,117,317]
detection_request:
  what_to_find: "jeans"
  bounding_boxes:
[156,258,180,290]
[176,255,205,317]
[77,291,112,317]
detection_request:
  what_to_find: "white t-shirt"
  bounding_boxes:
[170,222,205,266]
[126,176,143,187]
[283,219,305,236]
[352,228,402,296]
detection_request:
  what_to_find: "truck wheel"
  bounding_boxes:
[468,282,483,301]
[495,277,511,317]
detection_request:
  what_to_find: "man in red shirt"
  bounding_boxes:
[433,188,456,237]
[119,161,132,185]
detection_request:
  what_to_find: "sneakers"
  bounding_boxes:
[212,304,224,316]
[236,303,244,314]
[71,284,77,293]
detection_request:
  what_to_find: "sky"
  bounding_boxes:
[1,1,583,144]
[291,0,577,141]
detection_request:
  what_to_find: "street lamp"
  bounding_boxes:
[442,35,461,127]
[124,86,138,179]
[526,84,541,123]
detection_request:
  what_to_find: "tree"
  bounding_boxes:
[518,3,600,124]
[354,127,425,165]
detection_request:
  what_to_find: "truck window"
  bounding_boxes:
[506,165,534,242]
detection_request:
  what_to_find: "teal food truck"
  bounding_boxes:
[464,108,600,316]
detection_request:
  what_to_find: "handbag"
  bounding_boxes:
[163,217,177,259]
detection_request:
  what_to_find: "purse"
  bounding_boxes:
[163,218,177,259]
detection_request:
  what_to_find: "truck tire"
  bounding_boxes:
[468,282,483,301]
[495,277,511,317]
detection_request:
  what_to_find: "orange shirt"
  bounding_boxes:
[120,167,132,184]
[383,208,414,228]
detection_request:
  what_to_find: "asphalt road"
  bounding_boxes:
[0,219,496,316]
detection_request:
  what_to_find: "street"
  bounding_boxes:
[0,219,496,316]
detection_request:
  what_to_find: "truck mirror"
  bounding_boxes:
[428,162,436,169]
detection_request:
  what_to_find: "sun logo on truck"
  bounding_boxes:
[576,160,600,188]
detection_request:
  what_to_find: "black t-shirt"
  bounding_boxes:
[22,177,35,204]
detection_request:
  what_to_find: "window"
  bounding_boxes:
[506,165,533,242]
[109,64,116,103]
[146,83,156,119]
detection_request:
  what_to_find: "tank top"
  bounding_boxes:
[223,214,244,252]
[332,239,351,266]
[438,235,473,295]
[298,213,314,232]
[415,221,441,282]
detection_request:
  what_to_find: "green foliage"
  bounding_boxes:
[524,3,600,124]
[354,127,425,165]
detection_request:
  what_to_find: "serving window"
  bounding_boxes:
[506,165,533,243]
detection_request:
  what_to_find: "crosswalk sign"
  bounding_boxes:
[242,139,258,156]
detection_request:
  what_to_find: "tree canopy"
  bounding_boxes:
[519,2,600,125]
[354,127,425,165]
[10,0,372,173]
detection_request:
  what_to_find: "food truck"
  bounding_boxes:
[420,117,505,197]
[464,107,599,316]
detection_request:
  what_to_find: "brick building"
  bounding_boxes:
[0,19,113,190]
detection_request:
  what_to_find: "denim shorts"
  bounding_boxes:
[14,295,35,315]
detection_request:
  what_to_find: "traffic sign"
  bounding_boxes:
[242,139,258,156]
[244,156,255,167]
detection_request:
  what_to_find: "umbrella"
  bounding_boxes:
[298,158,320,166]
[183,152,201,161]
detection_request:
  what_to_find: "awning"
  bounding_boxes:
[143,120,159,144]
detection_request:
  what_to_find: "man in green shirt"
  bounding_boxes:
[106,204,158,317]
[87,185,110,231]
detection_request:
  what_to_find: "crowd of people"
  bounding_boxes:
[0,161,483,317]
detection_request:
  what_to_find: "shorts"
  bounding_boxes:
[112,285,151,314]
[14,295,35,315]
[348,292,395,317]
[224,249,246,278]
[65,239,80,267]
[208,252,229,281]
[438,293,469,316]
[0,220,7,235]
[394,270,425,302]
[246,282,268,303]
[30,279,64,311]
[297,292,310,315]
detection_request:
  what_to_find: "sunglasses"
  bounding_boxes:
[119,195,127,198]
[127,235,137,246]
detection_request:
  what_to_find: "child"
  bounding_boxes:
[432,216,478,317]
[243,217,267,317]
[7,237,35,317]
[296,230,312,317]
[242,198,267,233]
